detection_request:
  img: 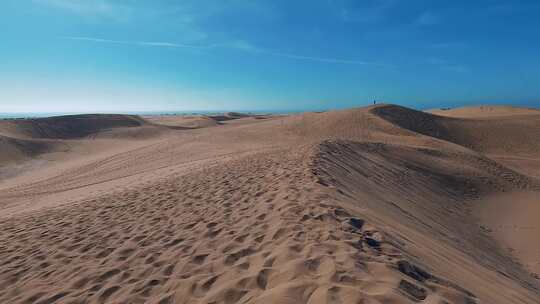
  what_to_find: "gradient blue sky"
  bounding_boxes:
[1,0,540,112]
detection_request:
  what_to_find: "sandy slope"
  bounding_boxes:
[142,115,219,129]
[0,105,539,304]
[475,192,540,276]
[428,105,540,118]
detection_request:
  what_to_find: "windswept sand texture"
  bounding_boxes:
[1,105,539,303]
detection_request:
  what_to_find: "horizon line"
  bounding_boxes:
[2,103,539,117]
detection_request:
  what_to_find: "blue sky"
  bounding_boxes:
[1,0,540,112]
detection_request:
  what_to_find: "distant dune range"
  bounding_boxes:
[0,114,149,166]
[0,105,539,304]
[0,112,261,167]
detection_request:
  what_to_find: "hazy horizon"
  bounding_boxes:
[2,101,540,120]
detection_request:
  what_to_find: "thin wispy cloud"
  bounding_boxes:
[416,11,441,26]
[427,42,468,49]
[335,0,397,23]
[34,0,112,12]
[255,50,384,66]
[442,65,469,73]
[426,57,448,65]
[63,36,215,49]
[33,0,131,21]
[63,36,387,66]
[486,3,540,15]
[426,57,469,73]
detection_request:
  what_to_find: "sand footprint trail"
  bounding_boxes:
[0,147,478,304]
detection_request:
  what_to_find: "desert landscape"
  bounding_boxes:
[0,104,539,304]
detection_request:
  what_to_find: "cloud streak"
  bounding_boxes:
[334,0,397,23]
[416,11,441,26]
[63,36,215,49]
[425,57,469,73]
[255,50,383,66]
[63,36,387,66]
[33,0,131,21]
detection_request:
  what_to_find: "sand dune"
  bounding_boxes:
[475,192,540,276]
[142,115,219,129]
[373,104,540,155]
[428,105,540,118]
[0,114,149,139]
[0,135,59,166]
[0,105,539,303]
[0,115,162,167]
[143,113,269,129]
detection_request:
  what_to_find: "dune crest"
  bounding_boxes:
[0,114,148,140]
[428,105,540,118]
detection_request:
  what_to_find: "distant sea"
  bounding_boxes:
[0,110,305,119]
[0,112,70,119]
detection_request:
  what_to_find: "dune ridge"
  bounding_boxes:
[428,105,540,118]
[373,104,540,155]
[0,114,149,140]
[0,104,539,303]
[0,114,155,168]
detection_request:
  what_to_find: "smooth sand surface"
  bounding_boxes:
[475,192,540,276]
[1,105,539,304]
[142,115,219,129]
